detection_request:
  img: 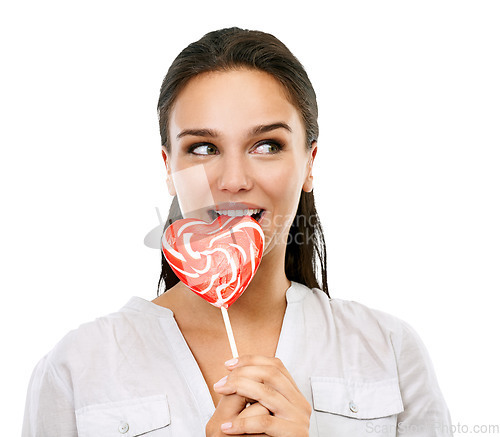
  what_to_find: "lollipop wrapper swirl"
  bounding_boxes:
[161,215,264,308]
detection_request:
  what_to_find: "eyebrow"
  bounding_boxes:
[176,128,218,139]
[251,122,293,136]
[176,122,292,140]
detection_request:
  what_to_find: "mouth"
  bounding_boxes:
[208,208,265,223]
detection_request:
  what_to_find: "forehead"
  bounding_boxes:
[169,69,304,138]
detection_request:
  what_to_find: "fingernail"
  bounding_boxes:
[221,422,232,430]
[213,375,228,388]
[224,358,238,367]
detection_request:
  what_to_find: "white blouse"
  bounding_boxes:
[22,281,453,436]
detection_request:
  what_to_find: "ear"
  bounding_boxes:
[161,146,177,196]
[302,141,317,193]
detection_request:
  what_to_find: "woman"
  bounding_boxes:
[23,28,452,436]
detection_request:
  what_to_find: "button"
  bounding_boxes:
[118,422,129,434]
[349,400,358,413]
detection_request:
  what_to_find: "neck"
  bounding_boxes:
[228,249,290,323]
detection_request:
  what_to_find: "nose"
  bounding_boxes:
[216,154,253,193]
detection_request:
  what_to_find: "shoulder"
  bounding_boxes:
[297,284,421,359]
[39,297,172,377]
[23,298,172,435]
[299,283,409,358]
[332,294,407,352]
[299,283,449,396]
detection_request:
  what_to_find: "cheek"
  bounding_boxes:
[258,164,304,231]
[261,163,303,203]
[171,164,215,218]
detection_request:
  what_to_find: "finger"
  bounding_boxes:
[206,393,253,437]
[225,356,299,391]
[221,414,309,437]
[214,393,249,418]
[214,372,299,420]
[237,401,270,419]
[215,363,311,420]
[217,365,302,406]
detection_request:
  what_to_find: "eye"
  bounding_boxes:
[189,143,218,156]
[251,140,284,154]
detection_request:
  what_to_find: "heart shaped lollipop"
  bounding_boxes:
[161,215,265,309]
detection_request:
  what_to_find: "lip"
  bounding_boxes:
[211,202,265,211]
[206,202,267,223]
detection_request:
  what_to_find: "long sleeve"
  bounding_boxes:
[395,321,453,436]
[22,355,78,437]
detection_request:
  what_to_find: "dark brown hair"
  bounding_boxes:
[157,27,329,296]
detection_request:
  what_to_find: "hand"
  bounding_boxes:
[212,355,311,436]
[206,392,270,436]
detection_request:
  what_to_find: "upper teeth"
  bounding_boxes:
[216,209,262,217]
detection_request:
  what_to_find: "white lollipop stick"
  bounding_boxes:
[220,306,239,358]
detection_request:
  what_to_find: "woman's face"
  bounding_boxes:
[162,69,316,258]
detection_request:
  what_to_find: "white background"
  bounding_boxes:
[1,1,499,434]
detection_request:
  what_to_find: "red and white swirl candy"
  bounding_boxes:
[161,215,265,309]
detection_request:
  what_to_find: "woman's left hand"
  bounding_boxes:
[213,355,311,436]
